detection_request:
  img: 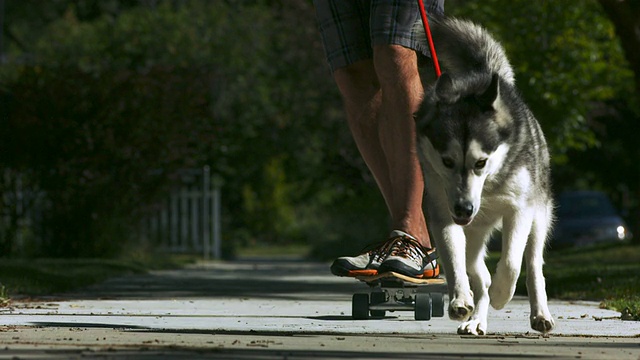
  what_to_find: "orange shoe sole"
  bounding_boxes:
[345,269,379,277]
[345,265,440,278]
[417,264,440,278]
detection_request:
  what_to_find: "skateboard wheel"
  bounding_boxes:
[370,292,386,318]
[352,293,370,320]
[415,293,432,321]
[431,292,445,317]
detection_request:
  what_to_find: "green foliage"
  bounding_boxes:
[486,242,640,319]
[0,254,196,296]
[454,0,635,163]
[603,297,640,321]
[1,1,361,256]
[4,64,215,256]
[491,243,640,318]
[1,1,638,258]
[2,3,233,256]
[307,188,389,261]
[0,259,142,295]
[242,157,298,244]
[0,284,9,307]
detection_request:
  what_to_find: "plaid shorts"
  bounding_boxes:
[314,0,445,72]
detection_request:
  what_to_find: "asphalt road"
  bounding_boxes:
[0,259,639,359]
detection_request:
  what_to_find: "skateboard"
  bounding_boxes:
[351,272,447,321]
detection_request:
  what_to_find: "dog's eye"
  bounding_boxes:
[475,159,487,169]
[442,158,455,169]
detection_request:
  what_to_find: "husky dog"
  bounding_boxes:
[415,17,555,335]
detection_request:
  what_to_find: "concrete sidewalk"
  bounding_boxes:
[0,260,639,359]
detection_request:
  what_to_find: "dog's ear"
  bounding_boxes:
[476,73,499,111]
[434,73,457,103]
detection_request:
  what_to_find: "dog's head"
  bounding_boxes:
[416,72,512,226]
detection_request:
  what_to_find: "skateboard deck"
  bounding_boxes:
[356,271,446,285]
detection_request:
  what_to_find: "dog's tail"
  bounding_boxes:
[420,17,515,84]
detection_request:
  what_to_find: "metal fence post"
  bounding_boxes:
[190,184,199,251]
[203,165,211,260]
[213,184,221,260]
[180,185,188,252]
[170,192,179,251]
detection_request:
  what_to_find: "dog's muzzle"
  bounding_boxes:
[453,201,474,226]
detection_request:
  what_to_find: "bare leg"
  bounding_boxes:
[374,45,430,247]
[333,61,392,211]
[333,45,432,248]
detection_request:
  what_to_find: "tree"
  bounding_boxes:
[598,0,640,97]
[2,2,239,256]
[1,1,378,257]
[8,1,635,258]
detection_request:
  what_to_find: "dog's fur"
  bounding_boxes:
[415,17,555,335]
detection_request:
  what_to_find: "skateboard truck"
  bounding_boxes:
[352,273,447,321]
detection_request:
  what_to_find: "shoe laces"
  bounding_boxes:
[360,238,395,262]
[388,236,430,263]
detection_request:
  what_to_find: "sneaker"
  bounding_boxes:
[377,231,439,278]
[330,238,395,277]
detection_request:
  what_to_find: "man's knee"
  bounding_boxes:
[373,45,419,85]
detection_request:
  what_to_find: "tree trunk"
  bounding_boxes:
[598,0,640,96]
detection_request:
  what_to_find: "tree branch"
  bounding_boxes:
[598,0,640,95]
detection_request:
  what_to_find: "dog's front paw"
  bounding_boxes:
[530,313,555,333]
[489,271,516,310]
[457,318,487,335]
[449,296,474,321]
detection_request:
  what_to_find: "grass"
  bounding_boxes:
[544,243,640,321]
[0,253,197,301]
[0,284,9,307]
[491,242,640,321]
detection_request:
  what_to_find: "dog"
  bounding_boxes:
[415,17,555,335]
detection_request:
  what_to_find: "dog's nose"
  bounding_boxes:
[454,201,474,218]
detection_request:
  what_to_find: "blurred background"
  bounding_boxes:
[0,0,638,261]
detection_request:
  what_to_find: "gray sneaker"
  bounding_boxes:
[330,237,395,277]
[378,231,439,278]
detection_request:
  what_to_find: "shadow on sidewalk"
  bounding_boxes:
[62,258,365,302]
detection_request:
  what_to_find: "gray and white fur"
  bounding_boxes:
[415,17,555,335]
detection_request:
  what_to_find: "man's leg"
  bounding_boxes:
[317,0,442,277]
[329,61,393,276]
[373,44,431,249]
[332,61,392,215]
[333,47,432,249]
[332,48,437,278]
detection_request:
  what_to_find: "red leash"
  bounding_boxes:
[417,0,441,77]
